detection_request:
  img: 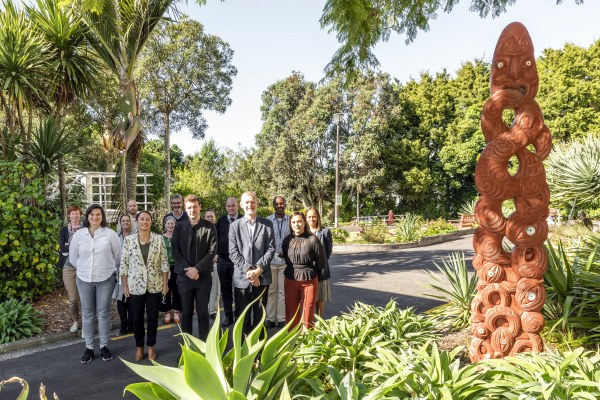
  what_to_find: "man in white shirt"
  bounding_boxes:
[265,196,289,329]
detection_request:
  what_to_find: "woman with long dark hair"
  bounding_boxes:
[282,211,325,331]
[121,210,169,361]
[305,206,333,317]
[69,205,121,363]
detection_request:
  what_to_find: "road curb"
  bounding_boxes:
[0,313,166,355]
[332,228,476,253]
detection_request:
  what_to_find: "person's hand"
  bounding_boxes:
[162,282,169,295]
[278,251,284,258]
[213,255,218,263]
[123,285,130,298]
[185,267,199,280]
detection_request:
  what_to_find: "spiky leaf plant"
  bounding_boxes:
[460,198,477,216]
[395,213,421,242]
[421,252,478,331]
[546,133,600,204]
[0,298,45,344]
[123,294,302,400]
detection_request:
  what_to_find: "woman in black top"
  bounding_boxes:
[306,207,333,317]
[282,211,325,331]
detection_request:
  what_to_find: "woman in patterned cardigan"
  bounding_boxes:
[121,210,170,361]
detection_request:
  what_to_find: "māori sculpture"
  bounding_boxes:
[470,22,552,362]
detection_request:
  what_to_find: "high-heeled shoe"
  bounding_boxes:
[164,311,171,324]
[135,347,144,361]
[173,311,180,323]
[147,346,157,361]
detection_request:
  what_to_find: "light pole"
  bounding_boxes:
[333,112,343,228]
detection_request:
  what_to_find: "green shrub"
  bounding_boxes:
[0,298,45,344]
[421,252,478,331]
[421,218,458,237]
[357,222,392,244]
[394,213,421,242]
[0,162,61,301]
[330,227,349,243]
[295,301,438,385]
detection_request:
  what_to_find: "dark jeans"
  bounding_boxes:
[217,260,239,320]
[177,273,212,340]
[129,291,161,347]
[160,265,181,312]
[235,285,269,339]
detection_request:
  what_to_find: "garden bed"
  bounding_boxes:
[32,285,119,335]
[332,228,476,252]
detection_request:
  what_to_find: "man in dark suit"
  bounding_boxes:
[215,197,243,327]
[171,194,217,341]
[229,191,275,337]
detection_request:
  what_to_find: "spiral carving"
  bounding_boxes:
[470,22,551,362]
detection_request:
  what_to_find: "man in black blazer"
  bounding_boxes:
[215,197,243,327]
[171,194,217,341]
[229,191,275,337]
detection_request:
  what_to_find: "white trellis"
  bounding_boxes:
[52,172,153,222]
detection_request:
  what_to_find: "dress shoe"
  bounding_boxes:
[209,313,217,319]
[276,321,286,328]
[147,346,157,361]
[264,320,275,329]
[221,316,234,327]
[135,347,144,361]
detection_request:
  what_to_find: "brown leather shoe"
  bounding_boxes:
[135,347,144,361]
[147,346,157,361]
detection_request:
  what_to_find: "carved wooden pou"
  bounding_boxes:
[469,22,552,362]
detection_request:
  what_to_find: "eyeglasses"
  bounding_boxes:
[171,202,182,206]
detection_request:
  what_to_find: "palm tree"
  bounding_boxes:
[28,0,98,219]
[67,0,179,208]
[0,0,49,155]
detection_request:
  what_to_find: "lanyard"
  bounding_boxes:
[277,218,284,240]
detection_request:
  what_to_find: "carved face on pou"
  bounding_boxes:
[490,22,538,108]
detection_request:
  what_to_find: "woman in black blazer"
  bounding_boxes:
[305,206,333,317]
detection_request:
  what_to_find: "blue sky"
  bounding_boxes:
[168,0,600,155]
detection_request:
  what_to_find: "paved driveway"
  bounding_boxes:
[0,236,474,399]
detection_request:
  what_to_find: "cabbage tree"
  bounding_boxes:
[62,0,181,204]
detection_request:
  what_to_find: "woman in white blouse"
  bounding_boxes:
[69,205,121,364]
[121,210,169,361]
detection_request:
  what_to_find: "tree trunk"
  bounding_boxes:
[163,112,171,210]
[357,183,360,225]
[125,149,138,204]
[59,159,67,222]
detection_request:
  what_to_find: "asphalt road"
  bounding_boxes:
[0,235,474,400]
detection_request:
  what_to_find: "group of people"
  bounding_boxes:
[57,191,333,364]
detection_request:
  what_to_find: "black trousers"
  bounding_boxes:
[217,260,239,320]
[235,285,269,340]
[117,297,132,331]
[177,273,212,340]
[129,291,161,347]
[160,265,182,312]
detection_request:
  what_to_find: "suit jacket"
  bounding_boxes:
[228,216,275,288]
[215,213,243,262]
